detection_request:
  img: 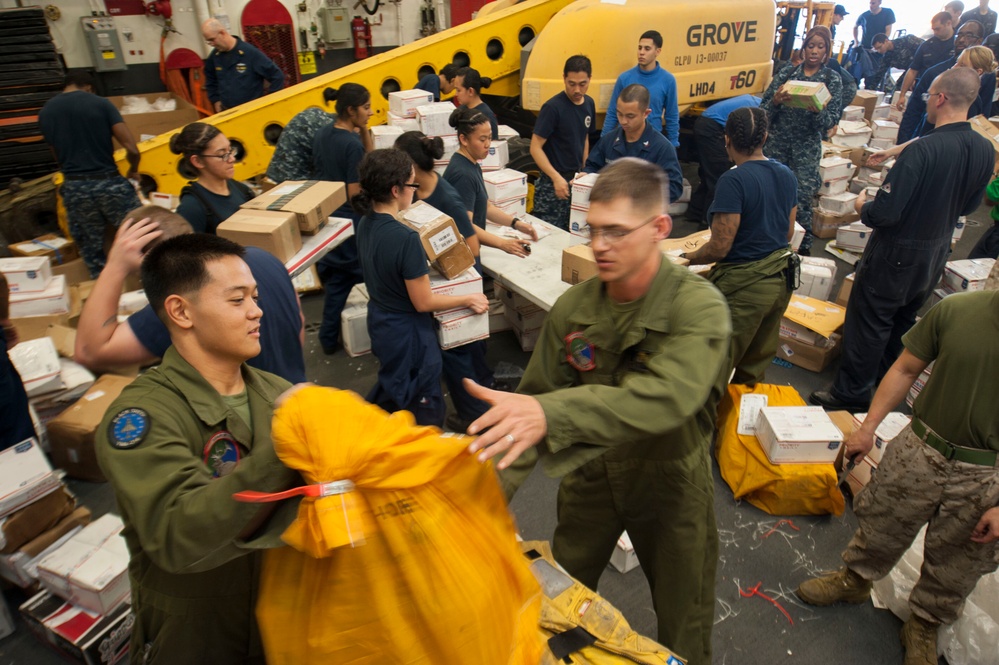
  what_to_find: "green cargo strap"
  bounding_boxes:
[911,418,998,467]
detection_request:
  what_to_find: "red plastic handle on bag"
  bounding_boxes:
[233,479,356,503]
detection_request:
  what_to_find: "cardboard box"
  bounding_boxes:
[512,324,540,352]
[109,92,198,146]
[371,124,404,149]
[907,364,933,408]
[46,374,134,482]
[388,89,434,117]
[8,234,79,266]
[872,103,891,120]
[819,191,859,216]
[818,156,855,182]
[0,439,61,520]
[832,120,872,148]
[504,300,546,333]
[797,263,834,301]
[942,258,994,293]
[562,244,597,285]
[836,273,855,307]
[776,332,841,372]
[571,172,600,209]
[429,266,482,297]
[10,274,69,318]
[836,221,873,253]
[19,589,132,665]
[846,412,911,492]
[416,101,458,136]
[493,195,527,218]
[488,299,510,333]
[497,124,519,141]
[812,209,860,238]
[782,80,831,111]
[841,105,865,122]
[240,180,345,234]
[755,406,844,464]
[0,486,74,554]
[399,201,476,279]
[851,90,880,121]
[818,176,850,196]
[387,111,420,131]
[779,318,835,347]
[341,284,370,358]
[870,137,895,150]
[0,256,52,293]
[0,507,91,588]
[217,209,302,262]
[969,114,999,174]
[10,312,70,343]
[8,336,63,396]
[434,307,489,349]
[51,257,90,287]
[609,531,640,573]
[36,514,130,615]
[784,294,846,339]
[871,119,899,140]
[483,169,529,201]
[479,140,509,170]
[569,206,589,238]
[791,221,806,252]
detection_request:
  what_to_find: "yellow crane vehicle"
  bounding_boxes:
[117,0,834,197]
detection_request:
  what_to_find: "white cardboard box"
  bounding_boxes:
[841,105,866,122]
[497,124,519,141]
[340,283,370,358]
[569,206,589,238]
[388,89,434,117]
[832,121,872,148]
[755,406,844,464]
[0,257,52,294]
[478,140,509,171]
[818,192,859,216]
[9,275,69,318]
[871,119,899,140]
[570,172,600,209]
[429,266,482,297]
[818,176,851,196]
[818,156,855,182]
[493,195,527,218]
[872,103,891,120]
[791,221,806,251]
[870,137,895,150]
[797,263,835,301]
[417,102,458,137]
[942,258,995,292]
[852,412,912,465]
[434,306,489,349]
[836,221,874,252]
[8,337,63,397]
[483,169,528,201]
[609,531,640,573]
[371,124,404,150]
[35,514,130,615]
[387,111,420,131]
[0,439,60,520]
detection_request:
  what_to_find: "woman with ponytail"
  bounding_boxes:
[265,86,336,183]
[454,66,499,139]
[354,149,488,427]
[683,107,800,386]
[171,122,254,234]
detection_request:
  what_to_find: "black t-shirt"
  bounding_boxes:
[709,160,798,263]
[443,152,488,229]
[313,125,365,218]
[466,102,499,139]
[356,211,428,314]
[858,8,897,47]
[533,91,596,174]
[38,91,123,175]
[176,181,253,234]
[416,74,442,101]
[423,176,476,240]
[910,36,955,73]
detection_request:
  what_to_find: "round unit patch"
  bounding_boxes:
[203,431,242,478]
[108,408,150,449]
[565,332,596,372]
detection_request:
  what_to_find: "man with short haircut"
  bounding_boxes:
[601,31,679,147]
[894,13,955,111]
[946,1,965,28]
[38,72,141,277]
[871,32,925,92]
[583,84,683,203]
[960,0,997,36]
[811,68,993,413]
[831,4,849,41]
[856,0,897,88]
[96,234,299,663]
[415,63,460,102]
[74,206,306,383]
[465,158,731,665]
[530,55,596,230]
[202,18,284,112]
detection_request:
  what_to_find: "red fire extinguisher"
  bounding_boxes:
[351,16,371,60]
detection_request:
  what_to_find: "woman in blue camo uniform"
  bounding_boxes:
[760,25,843,255]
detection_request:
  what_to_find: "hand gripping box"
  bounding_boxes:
[482,169,528,201]
[217,209,302,262]
[0,256,53,293]
[570,172,599,209]
[240,180,346,234]
[388,89,434,117]
[845,412,912,493]
[782,80,832,111]
[755,406,844,464]
[399,201,475,279]
[434,306,489,350]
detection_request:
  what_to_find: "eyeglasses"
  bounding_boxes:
[921,91,945,103]
[199,150,236,161]
[401,182,420,190]
[588,214,660,243]
[956,31,981,40]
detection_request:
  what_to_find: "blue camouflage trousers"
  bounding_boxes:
[61,177,141,276]
[765,134,821,251]
[531,173,571,231]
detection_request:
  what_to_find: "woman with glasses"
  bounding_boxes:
[170,122,252,234]
[355,149,488,427]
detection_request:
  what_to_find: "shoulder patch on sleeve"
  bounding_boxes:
[107,408,150,449]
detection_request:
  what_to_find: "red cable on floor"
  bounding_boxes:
[739,582,794,625]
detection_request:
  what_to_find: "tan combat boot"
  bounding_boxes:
[795,567,872,606]
[900,615,939,665]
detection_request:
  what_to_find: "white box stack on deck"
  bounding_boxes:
[755,406,845,464]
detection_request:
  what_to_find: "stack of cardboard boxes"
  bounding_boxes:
[775,294,846,372]
[483,169,529,220]
[927,257,996,307]
[843,412,911,496]
[495,282,545,352]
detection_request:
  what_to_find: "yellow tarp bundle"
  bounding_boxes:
[715,384,845,516]
[256,386,542,664]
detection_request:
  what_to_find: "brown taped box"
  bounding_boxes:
[776,333,842,372]
[836,273,855,307]
[108,93,198,147]
[969,115,999,176]
[8,234,79,266]
[561,244,597,285]
[0,487,75,554]
[0,507,92,588]
[813,210,860,238]
[240,180,346,234]
[10,313,70,342]
[399,203,475,279]
[46,375,135,482]
[51,258,90,287]
[217,209,303,262]
[851,90,879,121]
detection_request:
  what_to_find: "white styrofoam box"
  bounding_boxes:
[836,221,874,252]
[818,192,859,216]
[818,156,855,182]
[429,266,482,297]
[609,531,640,573]
[870,137,895,150]
[842,105,866,122]
[942,258,995,293]
[341,283,370,357]
[493,195,527,218]
[791,221,806,251]
[0,257,52,294]
[570,172,599,209]
[0,439,59,520]
[417,102,458,137]
[953,216,966,243]
[7,337,63,397]
[483,169,528,201]
[371,124,404,150]
[797,263,834,301]
[35,514,130,615]
[755,406,844,464]
[388,89,434,118]
[831,121,872,148]
[872,103,891,120]
[387,111,420,131]
[569,206,589,238]
[818,176,851,196]
[478,140,509,170]
[434,306,489,349]
[497,124,519,141]
[9,275,69,318]
[871,119,899,140]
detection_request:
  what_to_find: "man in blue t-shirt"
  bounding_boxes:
[415,64,460,102]
[601,30,680,147]
[530,55,596,230]
[855,0,897,88]
[584,84,683,203]
[202,19,285,112]
[38,72,141,277]
[73,206,306,384]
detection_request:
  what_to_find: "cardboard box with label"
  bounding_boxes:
[797,262,835,301]
[562,244,598,285]
[846,412,911,493]
[36,514,131,615]
[109,93,198,147]
[429,266,482,298]
[478,140,509,170]
[416,101,458,136]
[399,201,475,279]
[851,90,880,121]
[841,105,866,122]
[871,119,899,140]
[872,103,891,121]
[783,294,846,340]
[19,588,132,665]
[434,307,489,349]
[9,274,69,318]
[341,283,370,358]
[387,111,420,131]
[217,209,302,262]
[493,195,527,218]
[8,337,62,396]
[570,172,599,209]
[819,191,859,216]
[776,332,841,372]
[818,176,850,196]
[388,89,434,117]
[371,124,404,149]
[818,156,855,182]
[0,439,61,520]
[46,374,135,482]
[942,258,995,293]
[483,169,528,201]
[0,507,91,588]
[836,221,874,253]
[240,180,345,234]
[569,206,589,238]
[782,80,832,111]
[8,234,79,266]
[755,406,844,464]
[832,120,873,148]
[812,209,860,238]
[0,256,52,293]
[969,114,999,174]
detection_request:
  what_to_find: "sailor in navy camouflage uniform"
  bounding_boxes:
[266,100,335,183]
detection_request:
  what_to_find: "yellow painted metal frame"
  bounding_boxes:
[117,0,575,195]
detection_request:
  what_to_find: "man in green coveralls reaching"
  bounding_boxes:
[465,158,732,665]
[96,234,299,663]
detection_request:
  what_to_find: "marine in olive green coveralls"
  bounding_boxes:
[500,260,731,665]
[96,347,299,664]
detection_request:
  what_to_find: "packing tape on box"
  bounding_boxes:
[263,180,322,211]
